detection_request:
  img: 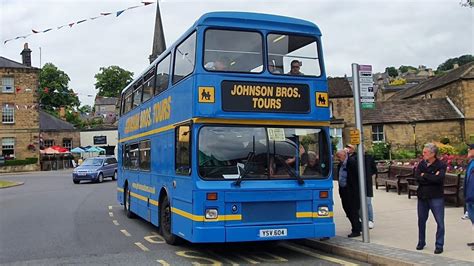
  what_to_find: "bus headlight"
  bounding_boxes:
[205,208,218,219]
[318,206,329,217]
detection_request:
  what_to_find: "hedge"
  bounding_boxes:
[4,157,38,166]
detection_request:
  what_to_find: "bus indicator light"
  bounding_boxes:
[206,192,218,200]
[319,191,329,198]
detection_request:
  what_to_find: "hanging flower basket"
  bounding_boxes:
[27,144,36,151]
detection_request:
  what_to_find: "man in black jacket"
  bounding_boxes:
[415,143,447,254]
[335,150,361,237]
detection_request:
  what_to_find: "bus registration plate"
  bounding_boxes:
[259,228,287,238]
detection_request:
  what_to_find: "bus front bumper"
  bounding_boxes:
[193,222,335,243]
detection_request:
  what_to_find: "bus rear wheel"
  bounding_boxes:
[124,185,135,218]
[160,196,182,245]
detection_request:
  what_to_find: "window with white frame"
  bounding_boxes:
[372,124,384,142]
[330,128,343,151]
[63,138,72,150]
[2,77,14,93]
[44,139,54,147]
[2,138,15,157]
[2,103,14,123]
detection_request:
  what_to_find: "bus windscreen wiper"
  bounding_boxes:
[234,152,255,187]
[275,155,305,185]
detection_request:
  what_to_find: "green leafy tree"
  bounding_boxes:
[385,66,398,78]
[398,65,417,73]
[437,54,474,72]
[94,66,134,97]
[39,63,80,112]
[78,105,93,115]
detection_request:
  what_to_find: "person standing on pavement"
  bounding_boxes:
[364,152,377,229]
[335,149,362,237]
[415,143,447,254]
[345,144,357,159]
[464,144,474,250]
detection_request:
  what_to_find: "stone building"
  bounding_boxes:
[40,110,80,150]
[328,77,354,150]
[94,96,118,125]
[389,62,474,144]
[361,98,464,151]
[0,44,40,165]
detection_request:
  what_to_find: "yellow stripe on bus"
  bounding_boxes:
[149,199,159,206]
[118,118,330,143]
[117,187,124,193]
[296,211,334,218]
[130,191,148,202]
[171,207,242,222]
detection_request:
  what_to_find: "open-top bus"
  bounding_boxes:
[118,12,334,244]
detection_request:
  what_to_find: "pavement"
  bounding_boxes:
[306,181,474,265]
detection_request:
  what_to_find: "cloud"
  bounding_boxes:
[1,0,472,106]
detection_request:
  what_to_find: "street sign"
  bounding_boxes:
[349,129,360,145]
[358,65,374,109]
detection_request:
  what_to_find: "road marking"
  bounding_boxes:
[156,260,170,266]
[108,205,113,210]
[279,242,359,266]
[206,251,239,266]
[144,233,165,244]
[135,242,150,251]
[120,229,131,237]
[112,220,119,226]
[234,254,259,264]
[109,212,114,217]
[176,250,223,266]
[248,252,287,262]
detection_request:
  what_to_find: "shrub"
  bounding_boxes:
[436,143,456,155]
[4,157,38,166]
[392,149,416,159]
[370,142,391,160]
[452,143,468,155]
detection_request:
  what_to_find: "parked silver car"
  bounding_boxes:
[72,156,117,184]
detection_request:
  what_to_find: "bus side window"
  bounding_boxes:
[173,32,196,85]
[175,125,191,175]
[155,54,171,95]
[142,68,155,103]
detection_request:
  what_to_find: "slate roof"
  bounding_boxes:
[389,62,474,100]
[40,110,76,131]
[95,96,118,105]
[361,98,463,124]
[328,77,353,98]
[0,56,35,69]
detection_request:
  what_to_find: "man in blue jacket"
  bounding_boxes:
[465,144,474,250]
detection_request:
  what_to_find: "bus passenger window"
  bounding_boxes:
[173,32,196,84]
[123,89,132,114]
[204,29,263,73]
[123,144,130,169]
[129,143,139,170]
[155,54,170,95]
[267,34,321,76]
[132,87,142,109]
[142,69,155,103]
[139,140,151,171]
[175,125,191,175]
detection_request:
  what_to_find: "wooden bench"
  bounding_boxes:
[375,165,414,195]
[407,173,461,206]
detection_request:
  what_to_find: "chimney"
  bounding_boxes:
[20,43,32,67]
[453,63,459,69]
[59,107,66,120]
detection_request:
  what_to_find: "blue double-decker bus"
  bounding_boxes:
[117,12,334,244]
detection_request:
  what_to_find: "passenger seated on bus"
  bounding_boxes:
[205,56,230,71]
[288,60,304,75]
[268,64,282,74]
[303,151,321,176]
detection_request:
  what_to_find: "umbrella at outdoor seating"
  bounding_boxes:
[86,146,101,152]
[70,147,85,153]
[40,147,60,154]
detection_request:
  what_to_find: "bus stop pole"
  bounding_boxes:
[351,63,370,243]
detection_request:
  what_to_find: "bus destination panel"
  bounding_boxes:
[221,81,310,113]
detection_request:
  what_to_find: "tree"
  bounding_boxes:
[94,66,134,98]
[385,66,398,78]
[398,65,417,74]
[437,54,474,72]
[78,105,93,115]
[39,63,80,112]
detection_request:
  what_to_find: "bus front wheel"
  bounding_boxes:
[160,196,182,245]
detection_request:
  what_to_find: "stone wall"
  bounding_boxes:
[363,121,464,150]
[330,97,356,145]
[42,131,81,149]
[0,67,40,161]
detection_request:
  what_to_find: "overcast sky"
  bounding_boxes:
[1,0,472,106]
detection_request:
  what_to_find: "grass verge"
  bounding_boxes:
[0,180,22,188]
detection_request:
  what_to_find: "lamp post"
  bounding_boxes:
[411,122,417,157]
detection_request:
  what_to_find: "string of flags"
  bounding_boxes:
[4,1,155,45]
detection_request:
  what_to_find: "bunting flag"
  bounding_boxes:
[4,1,156,45]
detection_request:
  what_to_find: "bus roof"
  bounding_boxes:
[121,12,322,97]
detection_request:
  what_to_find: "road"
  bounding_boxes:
[0,170,367,265]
